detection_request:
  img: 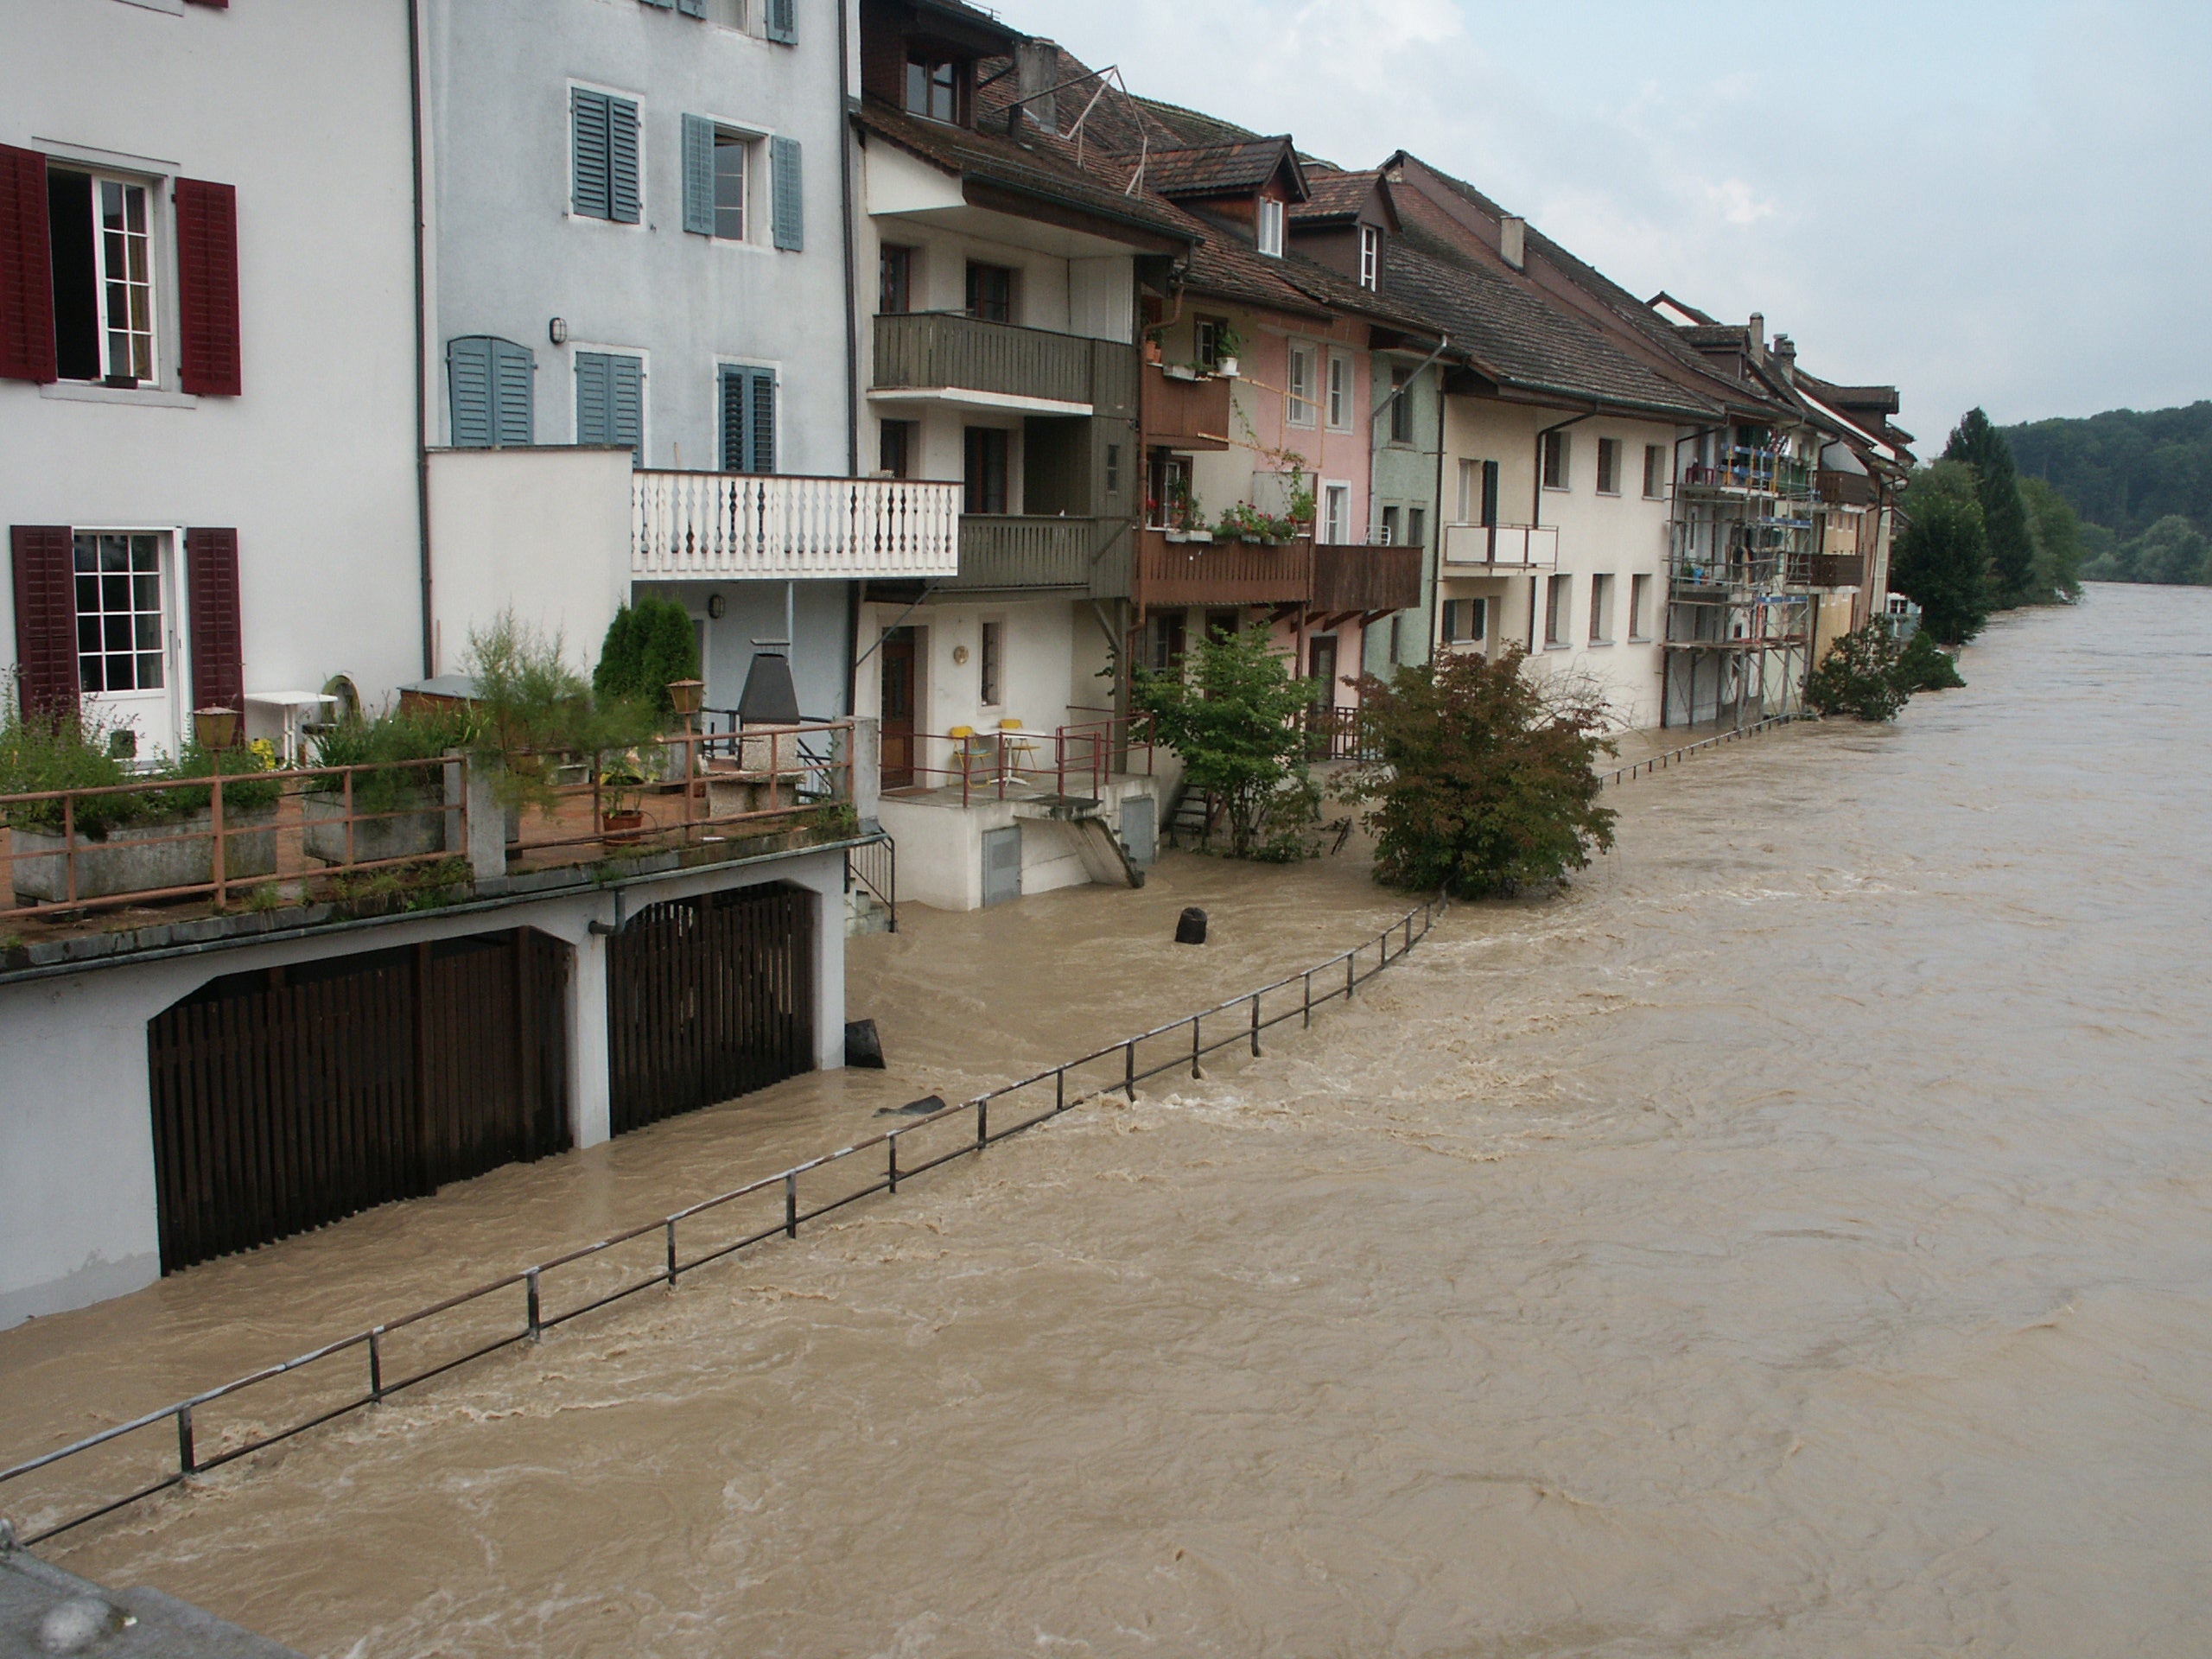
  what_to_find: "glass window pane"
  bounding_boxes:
[99,537,129,572]
[124,185,145,234]
[78,614,101,651]
[100,180,123,228]
[137,652,164,689]
[73,540,96,572]
[106,653,137,691]
[102,574,131,611]
[131,536,156,568]
[79,655,105,693]
[135,613,161,650]
[133,575,159,610]
[77,576,100,611]
[105,614,133,652]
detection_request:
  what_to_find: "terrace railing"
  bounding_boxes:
[632,471,959,582]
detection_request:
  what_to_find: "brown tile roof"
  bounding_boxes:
[1129,97,1268,150]
[1290,168,1382,224]
[1140,138,1303,200]
[853,101,1197,247]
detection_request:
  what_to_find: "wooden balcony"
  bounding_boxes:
[1136,530,1313,609]
[1796,551,1866,588]
[632,470,960,581]
[1140,362,1233,451]
[946,515,1121,592]
[873,313,1137,413]
[1312,542,1423,614]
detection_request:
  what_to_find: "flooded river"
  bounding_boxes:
[8,583,2210,1656]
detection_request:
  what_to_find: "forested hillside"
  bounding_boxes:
[2002,403,2212,584]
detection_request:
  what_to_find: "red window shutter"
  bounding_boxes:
[11,525,79,716]
[0,145,56,385]
[185,526,245,715]
[175,179,241,397]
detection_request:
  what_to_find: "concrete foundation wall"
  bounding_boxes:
[879,776,1161,912]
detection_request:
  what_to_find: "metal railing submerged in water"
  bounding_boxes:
[1599,715,1796,785]
[0,892,1448,1547]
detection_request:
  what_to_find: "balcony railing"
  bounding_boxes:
[632,471,959,582]
[1440,522,1559,569]
[1136,530,1313,608]
[873,313,1136,410]
[949,515,1114,591]
[1312,542,1423,613]
[1792,552,1866,589]
[1140,362,1234,450]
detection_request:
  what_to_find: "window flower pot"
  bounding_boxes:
[1165,530,1190,543]
[1216,355,1240,378]
[1163,364,1198,382]
[1188,530,1214,543]
[10,803,279,905]
[601,809,646,843]
[301,785,449,867]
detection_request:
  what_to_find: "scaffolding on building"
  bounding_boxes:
[1662,432,1817,729]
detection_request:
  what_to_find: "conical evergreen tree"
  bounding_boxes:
[1942,408,2036,606]
[1892,463,1993,645]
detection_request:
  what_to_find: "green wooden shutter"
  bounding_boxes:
[720,366,747,472]
[491,339,535,446]
[771,136,802,251]
[720,366,776,474]
[609,355,644,462]
[677,0,706,15]
[575,351,612,446]
[748,369,776,474]
[766,0,796,43]
[572,90,611,220]
[608,97,641,225]
[448,336,494,447]
[682,115,715,236]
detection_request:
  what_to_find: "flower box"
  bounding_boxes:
[301,786,449,866]
[10,803,279,904]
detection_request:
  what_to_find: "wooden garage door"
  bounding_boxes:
[146,929,570,1273]
[606,883,814,1136]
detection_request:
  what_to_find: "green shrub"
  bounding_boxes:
[1806,626,1909,721]
[1893,629,1966,693]
[310,705,473,814]
[594,596,700,715]
[1349,649,1616,899]
[1135,625,1316,861]
[0,694,134,833]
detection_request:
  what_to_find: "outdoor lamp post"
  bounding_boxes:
[192,707,240,751]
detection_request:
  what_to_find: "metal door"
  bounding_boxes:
[1119,796,1156,866]
[981,825,1022,908]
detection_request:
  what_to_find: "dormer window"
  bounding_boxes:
[1256,197,1284,257]
[905,53,965,124]
[1359,225,1380,290]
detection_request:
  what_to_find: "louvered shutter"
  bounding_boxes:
[677,0,706,15]
[575,352,612,445]
[609,355,644,462]
[10,525,78,715]
[491,338,535,445]
[771,137,802,251]
[0,146,56,385]
[175,178,242,397]
[720,367,747,473]
[607,98,641,225]
[572,90,611,219]
[748,369,776,474]
[766,0,797,44]
[639,0,673,7]
[1480,459,1500,528]
[185,527,245,718]
[447,336,493,446]
[682,115,715,236]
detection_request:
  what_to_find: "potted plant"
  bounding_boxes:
[1142,329,1164,365]
[302,704,471,866]
[1164,479,1197,543]
[1212,324,1244,378]
[598,748,650,842]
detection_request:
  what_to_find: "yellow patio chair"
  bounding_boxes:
[998,717,1041,775]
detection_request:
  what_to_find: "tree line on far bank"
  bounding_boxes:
[2000,402,2211,589]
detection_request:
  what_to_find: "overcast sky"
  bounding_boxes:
[1003,0,2212,443]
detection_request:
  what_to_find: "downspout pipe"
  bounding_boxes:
[838,0,863,717]
[408,0,433,677]
[1529,407,1594,652]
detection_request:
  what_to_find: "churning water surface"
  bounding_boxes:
[8,583,2210,1656]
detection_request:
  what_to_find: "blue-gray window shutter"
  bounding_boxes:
[491,338,535,446]
[575,352,612,446]
[448,336,493,447]
[721,366,776,474]
[607,97,641,225]
[766,0,796,44]
[771,136,802,251]
[677,0,705,15]
[682,115,715,236]
[609,355,644,461]
[572,90,611,220]
[639,0,673,8]
[720,367,747,473]
[748,369,775,473]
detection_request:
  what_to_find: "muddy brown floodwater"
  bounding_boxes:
[6,583,2210,1656]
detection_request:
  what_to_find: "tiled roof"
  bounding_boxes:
[853,101,1197,246]
[1140,138,1301,200]
[1389,228,1720,420]
[1291,169,1382,224]
[1130,97,1267,150]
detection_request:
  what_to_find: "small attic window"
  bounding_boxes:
[1359,226,1380,290]
[1256,197,1284,257]
[906,53,965,125]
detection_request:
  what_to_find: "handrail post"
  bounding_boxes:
[63,790,78,905]
[210,768,227,908]
[665,1219,678,1285]
[1347,950,1356,999]
[887,1133,899,1193]
[785,1171,798,1237]
[1249,993,1261,1058]
[1055,1067,1065,1113]
[1123,1039,1135,1100]
[344,766,357,868]
[369,1327,385,1402]
[1303,969,1313,1028]
[525,1268,542,1339]
[976,1099,989,1147]
[1191,1014,1202,1079]
[176,1404,196,1476]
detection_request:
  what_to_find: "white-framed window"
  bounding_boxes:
[1589,573,1616,642]
[1358,224,1380,290]
[1325,353,1351,430]
[1541,429,1571,491]
[73,531,168,698]
[1643,443,1668,499]
[1322,481,1352,544]
[1379,505,1401,545]
[979,617,1004,707]
[44,168,159,384]
[1545,573,1573,646]
[1629,573,1654,640]
[93,177,156,382]
[1441,594,1488,647]
[714,125,753,239]
[1194,315,1230,370]
[1256,197,1285,257]
[1286,342,1318,427]
[1457,458,1477,522]
[1597,436,1622,496]
[704,0,746,25]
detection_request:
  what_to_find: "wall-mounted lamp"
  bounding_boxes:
[706,593,727,620]
[549,317,569,346]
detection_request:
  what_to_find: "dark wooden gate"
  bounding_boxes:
[147,928,570,1273]
[607,884,813,1135]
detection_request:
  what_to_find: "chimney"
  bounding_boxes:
[1015,41,1059,134]
[1499,215,1525,271]
[1771,333,1796,384]
[1747,311,1765,359]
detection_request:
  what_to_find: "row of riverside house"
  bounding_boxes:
[0,0,1911,1327]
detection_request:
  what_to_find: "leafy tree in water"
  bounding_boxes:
[1805,626,1907,721]
[1893,628,1966,693]
[1892,463,1993,645]
[2018,476,2085,601]
[1135,625,1316,861]
[594,595,701,715]
[1944,408,2037,607]
[1348,649,1615,899]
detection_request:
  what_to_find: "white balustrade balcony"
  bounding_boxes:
[1441,522,1560,569]
[632,471,960,582]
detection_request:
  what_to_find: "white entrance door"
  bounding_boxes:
[73,531,180,762]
